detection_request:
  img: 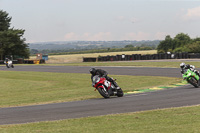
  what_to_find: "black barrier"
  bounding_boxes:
[0,60,4,64]
[12,60,18,64]
[116,55,122,61]
[40,59,45,64]
[83,58,96,62]
[83,52,200,62]
[24,60,34,64]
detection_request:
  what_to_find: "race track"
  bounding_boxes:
[0,65,200,125]
[1,65,180,77]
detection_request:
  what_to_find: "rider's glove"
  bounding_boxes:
[181,70,184,74]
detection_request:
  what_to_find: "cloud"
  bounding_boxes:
[115,16,140,23]
[122,32,150,41]
[130,17,140,23]
[64,32,78,40]
[154,32,169,40]
[183,6,200,20]
[115,16,126,21]
[91,32,112,41]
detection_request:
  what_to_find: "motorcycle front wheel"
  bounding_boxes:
[117,88,124,97]
[188,77,199,88]
[97,87,110,99]
[6,64,10,68]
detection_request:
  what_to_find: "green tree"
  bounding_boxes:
[125,44,134,48]
[0,10,11,31]
[157,35,173,53]
[157,33,194,53]
[192,37,200,42]
[187,42,200,53]
[173,33,191,48]
[0,10,29,60]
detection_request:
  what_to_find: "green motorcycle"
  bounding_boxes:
[182,69,199,88]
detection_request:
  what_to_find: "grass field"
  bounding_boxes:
[28,49,200,68]
[30,50,157,63]
[0,71,181,107]
[1,105,200,133]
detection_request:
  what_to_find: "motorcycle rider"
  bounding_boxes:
[4,58,14,68]
[89,68,121,89]
[4,58,9,66]
[180,62,200,76]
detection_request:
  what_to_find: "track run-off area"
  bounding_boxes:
[0,65,200,125]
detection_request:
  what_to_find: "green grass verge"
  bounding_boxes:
[1,105,200,133]
[0,71,181,107]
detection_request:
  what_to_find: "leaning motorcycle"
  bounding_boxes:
[182,69,199,88]
[5,60,14,68]
[92,75,124,98]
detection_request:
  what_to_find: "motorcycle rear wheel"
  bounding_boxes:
[6,64,9,68]
[97,87,110,99]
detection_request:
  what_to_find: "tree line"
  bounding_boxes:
[0,10,29,60]
[157,33,200,53]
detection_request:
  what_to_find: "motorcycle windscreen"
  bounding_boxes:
[92,75,100,83]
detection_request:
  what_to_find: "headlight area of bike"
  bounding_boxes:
[187,72,191,77]
[93,76,100,83]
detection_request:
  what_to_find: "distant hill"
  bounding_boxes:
[28,40,161,50]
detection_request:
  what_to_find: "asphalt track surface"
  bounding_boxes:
[0,65,200,125]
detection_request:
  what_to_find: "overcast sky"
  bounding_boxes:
[1,0,200,43]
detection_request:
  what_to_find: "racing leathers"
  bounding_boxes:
[181,64,200,77]
[90,69,120,89]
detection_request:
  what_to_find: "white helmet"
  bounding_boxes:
[180,62,186,69]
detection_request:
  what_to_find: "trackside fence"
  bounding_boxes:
[83,53,200,62]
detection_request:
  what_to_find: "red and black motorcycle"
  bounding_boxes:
[92,75,124,98]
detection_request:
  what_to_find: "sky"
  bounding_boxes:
[1,0,200,43]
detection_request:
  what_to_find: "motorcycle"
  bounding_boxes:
[4,60,14,68]
[92,75,124,98]
[182,69,199,88]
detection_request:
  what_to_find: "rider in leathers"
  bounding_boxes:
[89,68,121,89]
[180,62,200,76]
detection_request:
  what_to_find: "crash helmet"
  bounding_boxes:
[89,68,96,75]
[180,62,186,69]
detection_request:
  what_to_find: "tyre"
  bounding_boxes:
[6,64,9,68]
[188,77,199,88]
[11,65,14,68]
[97,87,110,99]
[117,88,124,97]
